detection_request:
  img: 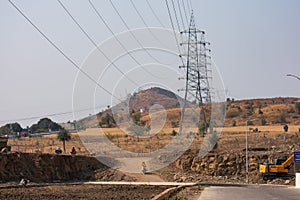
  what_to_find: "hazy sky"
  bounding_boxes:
[0,0,299,127]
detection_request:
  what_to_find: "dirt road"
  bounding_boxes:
[125,172,165,182]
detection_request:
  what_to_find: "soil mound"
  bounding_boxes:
[0,152,105,182]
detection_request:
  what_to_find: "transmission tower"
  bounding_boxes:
[179,13,212,104]
[178,12,212,134]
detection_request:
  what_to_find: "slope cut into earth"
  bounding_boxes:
[0,152,143,183]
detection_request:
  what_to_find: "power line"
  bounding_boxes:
[57,0,138,87]
[129,0,168,49]
[145,0,166,28]
[88,0,159,79]
[175,0,187,30]
[0,105,106,124]
[181,0,189,24]
[287,74,300,80]
[169,0,188,61]
[170,0,188,50]
[171,0,184,32]
[108,0,164,65]
[184,0,194,18]
[185,0,191,12]
[188,0,193,12]
[165,0,185,67]
[7,0,122,102]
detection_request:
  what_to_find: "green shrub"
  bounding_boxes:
[171,130,178,136]
[232,120,237,127]
[283,124,289,132]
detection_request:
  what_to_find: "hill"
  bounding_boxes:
[76,87,300,129]
[224,97,300,126]
[127,87,182,110]
[76,87,183,129]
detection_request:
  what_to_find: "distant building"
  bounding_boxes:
[59,122,76,131]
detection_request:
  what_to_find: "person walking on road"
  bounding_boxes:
[141,161,147,174]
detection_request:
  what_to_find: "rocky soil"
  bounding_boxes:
[1,143,298,186]
[0,152,135,183]
[158,144,299,186]
[0,184,170,200]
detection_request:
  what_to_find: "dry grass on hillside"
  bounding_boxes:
[6,97,300,155]
[219,125,300,133]
[7,123,300,156]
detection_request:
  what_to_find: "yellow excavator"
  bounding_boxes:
[259,154,294,180]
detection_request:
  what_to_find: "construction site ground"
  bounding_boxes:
[1,125,300,199]
[0,183,171,200]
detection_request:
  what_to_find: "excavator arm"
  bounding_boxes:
[282,154,294,169]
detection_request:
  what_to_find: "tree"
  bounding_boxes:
[0,126,11,135]
[11,123,23,132]
[0,122,23,135]
[283,124,289,132]
[232,120,237,127]
[57,129,70,153]
[30,118,62,133]
[100,113,115,128]
[171,130,177,136]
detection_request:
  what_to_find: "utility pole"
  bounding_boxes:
[245,118,258,184]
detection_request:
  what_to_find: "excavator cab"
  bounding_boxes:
[274,158,286,165]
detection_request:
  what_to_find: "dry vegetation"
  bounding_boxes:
[7,134,88,155]
[7,124,300,158]
[7,97,300,155]
[3,96,300,190]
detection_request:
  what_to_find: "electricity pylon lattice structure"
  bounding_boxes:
[179,13,212,105]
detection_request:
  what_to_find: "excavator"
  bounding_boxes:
[259,154,294,180]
